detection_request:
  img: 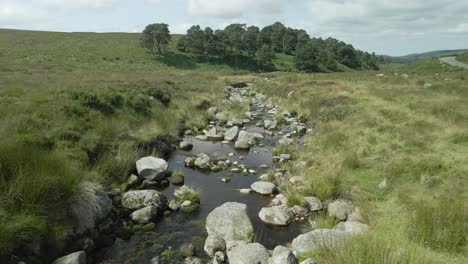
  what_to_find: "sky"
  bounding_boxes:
[1,0,467,56]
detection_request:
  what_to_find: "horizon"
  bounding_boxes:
[1,0,467,56]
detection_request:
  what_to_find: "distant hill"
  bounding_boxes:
[400,49,468,61]
[379,49,468,64]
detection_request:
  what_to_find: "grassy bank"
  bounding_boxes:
[0,29,228,258]
[456,52,468,64]
[253,58,467,263]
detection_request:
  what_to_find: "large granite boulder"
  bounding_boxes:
[136,156,168,181]
[234,131,263,150]
[195,153,212,169]
[227,243,269,264]
[291,229,349,255]
[327,200,354,221]
[224,126,239,141]
[121,190,166,211]
[52,251,86,264]
[251,181,276,195]
[259,206,291,226]
[205,202,254,243]
[269,245,297,264]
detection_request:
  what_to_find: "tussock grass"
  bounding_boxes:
[302,233,430,264]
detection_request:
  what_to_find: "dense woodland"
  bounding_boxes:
[142,22,380,72]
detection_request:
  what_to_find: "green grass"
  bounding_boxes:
[253,58,468,263]
[302,232,430,264]
[456,52,468,64]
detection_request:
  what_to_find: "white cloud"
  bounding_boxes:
[449,23,468,33]
[187,0,285,18]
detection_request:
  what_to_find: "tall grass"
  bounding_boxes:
[303,233,429,264]
[408,194,465,252]
[0,141,81,213]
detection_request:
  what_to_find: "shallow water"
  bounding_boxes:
[96,96,302,263]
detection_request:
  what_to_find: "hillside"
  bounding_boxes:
[400,49,468,61]
[456,52,468,64]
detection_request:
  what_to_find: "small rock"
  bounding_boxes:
[305,197,323,211]
[204,234,226,256]
[179,141,193,151]
[131,206,157,224]
[181,200,192,208]
[328,200,354,221]
[378,179,388,189]
[224,126,239,141]
[239,189,251,194]
[334,221,369,235]
[299,259,316,264]
[185,257,203,264]
[180,243,196,257]
[195,153,212,169]
[168,199,179,211]
[291,229,349,255]
[424,83,433,88]
[126,174,139,186]
[171,174,184,185]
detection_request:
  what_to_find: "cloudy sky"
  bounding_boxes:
[1,0,467,56]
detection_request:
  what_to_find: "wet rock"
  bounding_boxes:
[305,197,323,211]
[171,174,184,185]
[234,131,263,150]
[136,156,168,181]
[292,205,309,218]
[227,243,269,264]
[179,141,193,151]
[126,174,139,187]
[251,181,276,195]
[180,243,196,257]
[185,257,203,264]
[181,200,192,208]
[184,157,195,167]
[239,188,251,194]
[264,119,277,130]
[168,199,179,211]
[228,118,244,127]
[52,251,86,264]
[296,125,307,136]
[121,190,166,211]
[334,221,369,235]
[259,206,291,226]
[278,137,294,145]
[206,127,223,140]
[212,251,226,264]
[224,126,239,141]
[204,234,226,256]
[195,135,208,141]
[291,229,349,255]
[328,200,354,221]
[206,202,254,243]
[300,259,316,264]
[130,206,157,224]
[70,182,113,234]
[282,110,291,118]
[269,245,297,264]
[195,153,212,169]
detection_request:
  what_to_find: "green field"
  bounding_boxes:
[0,29,467,263]
[456,52,468,64]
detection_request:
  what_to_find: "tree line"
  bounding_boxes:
[141,22,379,72]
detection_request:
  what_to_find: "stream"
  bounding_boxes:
[96,84,302,263]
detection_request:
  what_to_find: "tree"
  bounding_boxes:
[295,42,320,72]
[224,24,246,68]
[243,26,261,58]
[141,23,171,57]
[185,25,205,57]
[176,36,187,52]
[295,29,310,47]
[256,45,276,71]
[214,29,229,56]
[203,27,217,60]
[338,44,361,69]
[318,49,338,71]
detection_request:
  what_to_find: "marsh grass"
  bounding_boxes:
[303,233,430,264]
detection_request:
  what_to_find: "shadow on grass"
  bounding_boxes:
[158,52,198,70]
